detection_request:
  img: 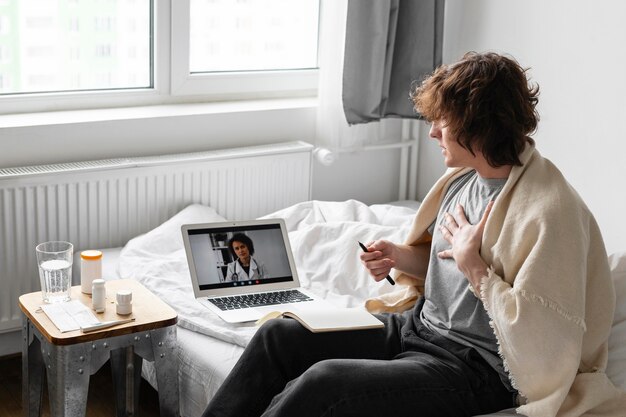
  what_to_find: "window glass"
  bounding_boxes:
[189,0,319,73]
[0,0,151,95]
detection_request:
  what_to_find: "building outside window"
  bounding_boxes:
[0,0,320,110]
[0,0,150,94]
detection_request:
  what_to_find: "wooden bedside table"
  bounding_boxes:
[19,279,179,417]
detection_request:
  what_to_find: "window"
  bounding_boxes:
[170,0,319,96]
[0,0,320,114]
[0,0,151,95]
[189,0,318,73]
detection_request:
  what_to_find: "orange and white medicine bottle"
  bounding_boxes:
[81,250,103,294]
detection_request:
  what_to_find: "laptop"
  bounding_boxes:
[181,218,330,323]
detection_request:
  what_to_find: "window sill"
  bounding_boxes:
[0,97,318,129]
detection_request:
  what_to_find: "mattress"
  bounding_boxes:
[143,327,244,417]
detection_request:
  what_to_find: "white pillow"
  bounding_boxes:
[607,251,626,390]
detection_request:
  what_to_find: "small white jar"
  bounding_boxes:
[81,250,103,294]
[116,290,133,315]
[92,279,106,313]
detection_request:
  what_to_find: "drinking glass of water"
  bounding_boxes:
[35,241,73,303]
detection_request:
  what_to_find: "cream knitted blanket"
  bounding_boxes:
[365,144,626,416]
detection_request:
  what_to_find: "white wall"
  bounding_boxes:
[313,148,402,203]
[433,0,626,255]
[0,105,317,167]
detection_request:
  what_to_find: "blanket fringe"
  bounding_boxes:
[479,271,588,412]
[517,289,587,332]
[486,317,527,407]
[479,275,525,409]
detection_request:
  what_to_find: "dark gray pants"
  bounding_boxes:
[202,298,517,417]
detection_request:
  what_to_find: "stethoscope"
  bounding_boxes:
[229,259,254,281]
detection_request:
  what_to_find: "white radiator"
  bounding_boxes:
[0,141,313,333]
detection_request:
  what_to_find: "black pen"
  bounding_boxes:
[358,241,395,285]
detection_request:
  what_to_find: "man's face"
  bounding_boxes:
[232,241,250,260]
[429,120,477,168]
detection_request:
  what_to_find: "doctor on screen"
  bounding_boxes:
[224,233,268,282]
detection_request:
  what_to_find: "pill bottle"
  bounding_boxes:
[92,279,106,313]
[81,250,103,294]
[116,290,133,315]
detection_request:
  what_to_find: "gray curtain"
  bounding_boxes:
[342,0,445,125]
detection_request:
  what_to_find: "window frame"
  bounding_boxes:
[170,0,319,97]
[0,0,319,116]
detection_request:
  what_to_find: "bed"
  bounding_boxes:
[93,199,626,417]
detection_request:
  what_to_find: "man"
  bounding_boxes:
[203,52,625,417]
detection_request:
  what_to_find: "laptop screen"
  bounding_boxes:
[184,221,295,292]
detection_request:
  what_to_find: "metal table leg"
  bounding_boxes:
[150,326,179,417]
[110,346,142,417]
[22,316,44,417]
[43,342,92,417]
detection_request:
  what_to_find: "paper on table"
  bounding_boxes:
[41,300,100,332]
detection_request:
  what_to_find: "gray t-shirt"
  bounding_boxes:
[420,170,512,390]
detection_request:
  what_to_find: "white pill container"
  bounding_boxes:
[92,279,106,313]
[116,290,133,315]
[80,250,103,294]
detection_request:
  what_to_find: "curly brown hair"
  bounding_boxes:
[411,51,540,167]
[228,233,255,257]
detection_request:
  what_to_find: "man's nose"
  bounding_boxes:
[429,123,441,139]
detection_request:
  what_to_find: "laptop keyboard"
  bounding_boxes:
[209,289,314,311]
